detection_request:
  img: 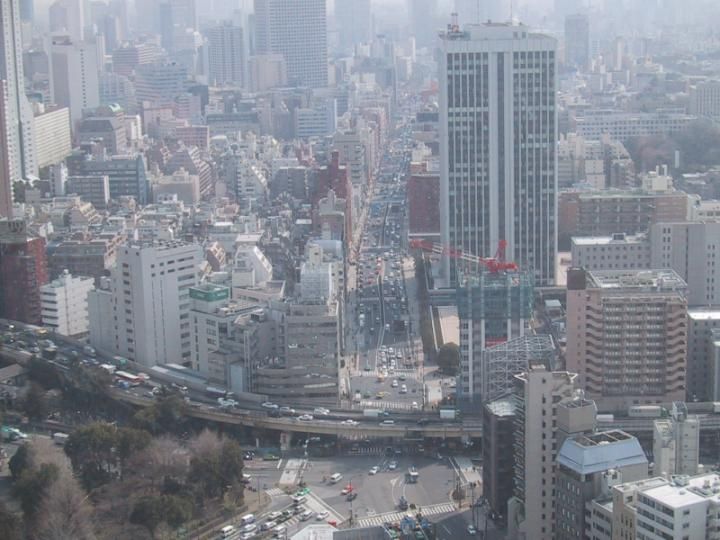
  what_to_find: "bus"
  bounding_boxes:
[114,371,142,386]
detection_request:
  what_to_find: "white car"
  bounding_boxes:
[298,414,314,421]
[313,407,330,415]
[315,511,329,521]
[342,419,359,426]
[261,402,278,409]
[388,461,398,470]
[260,520,276,531]
[369,466,379,475]
[391,379,398,388]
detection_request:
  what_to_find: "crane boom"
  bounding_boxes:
[409,239,518,273]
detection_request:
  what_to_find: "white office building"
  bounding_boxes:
[439,23,558,286]
[206,22,244,87]
[88,241,202,367]
[254,0,328,88]
[299,244,334,302]
[40,270,94,336]
[49,37,100,128]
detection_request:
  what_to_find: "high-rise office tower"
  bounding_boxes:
[454,0,508,24]
[48,0,85,42]
[254,0,328,88]
[49,37,100,129]
[408,0,438,48]
[564,13,590,70]
[206,22,245,87]
[334,0,372,52]
[439,23,558,286]
[0,0,37,200]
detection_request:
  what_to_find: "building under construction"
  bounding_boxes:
[479,335,556,403]
[456,268,534,403]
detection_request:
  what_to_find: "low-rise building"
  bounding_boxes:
[40,270,94,336]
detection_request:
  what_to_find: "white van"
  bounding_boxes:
[329,472,343,484]
[240,514,255,526]
[220,525,236,538]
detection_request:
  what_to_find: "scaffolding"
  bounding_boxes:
[479,335,557,403]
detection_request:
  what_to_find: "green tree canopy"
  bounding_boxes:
[437,342,460,375]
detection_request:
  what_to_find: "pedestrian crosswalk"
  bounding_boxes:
[265,487,287,498]
[359,399,418,410]
[356,368,416,378]
[354,503,457,527]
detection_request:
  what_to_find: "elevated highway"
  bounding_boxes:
[111,389,482,439]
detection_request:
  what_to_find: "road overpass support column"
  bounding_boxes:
[280,431,293,451]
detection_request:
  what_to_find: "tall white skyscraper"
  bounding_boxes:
[439,23,558,286]
[49,37,100,128]
[0,0,37,199]
[206,21,245,87]
[254,0,328,88]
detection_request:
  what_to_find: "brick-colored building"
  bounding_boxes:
[558,190,689,250]
[0,224,49,324]
[407,173,440,238]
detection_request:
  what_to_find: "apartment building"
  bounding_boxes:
[570,233,651,271]
[567,268,688,411]
[687,309,720,402]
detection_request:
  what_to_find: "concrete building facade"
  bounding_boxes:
[40,270,94,336]
[439,23,558,286]
[566,268,688,412]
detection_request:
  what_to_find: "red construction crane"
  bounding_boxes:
[409,239,518,273]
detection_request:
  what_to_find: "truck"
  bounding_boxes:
[363,409,382,418]
[52,432,69,446]
[596,414,615,423]
[439,408,458,420]
[628,405,663,418]
[713,402,720,414]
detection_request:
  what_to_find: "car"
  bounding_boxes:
[261,402,278,409]
[341,485,353,495]
[315,511,329,521]
[363,391,371,399]
[273,525,287,538]
[313,407,330,416]
[240,533,256,540]
[399,374,406,381]
[399,385,408,394]
[298,414,314,421]
[416,418,429,426]
[300,510,313,521]
[242,523,258,534]
[369,466,379,475]
[391,379,398,388]
[260,520,276,531]
[347,492,358,502]
[388,461,398,470]
[342,419,359,426]
[467,525,478,535]
[411,402,419,410]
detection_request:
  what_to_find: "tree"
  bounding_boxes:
[23,382,48,422]
[218,440,244,495]
[9,443,35,481]
[0,501,23,540]
[37,472,96,540]
[116,427,151,479]
[13,463,59,521]
[129,497,164,537]
[132,436,187,489]
[64,423,119,490]
[130,495,192,538]
[437,342,460,375]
